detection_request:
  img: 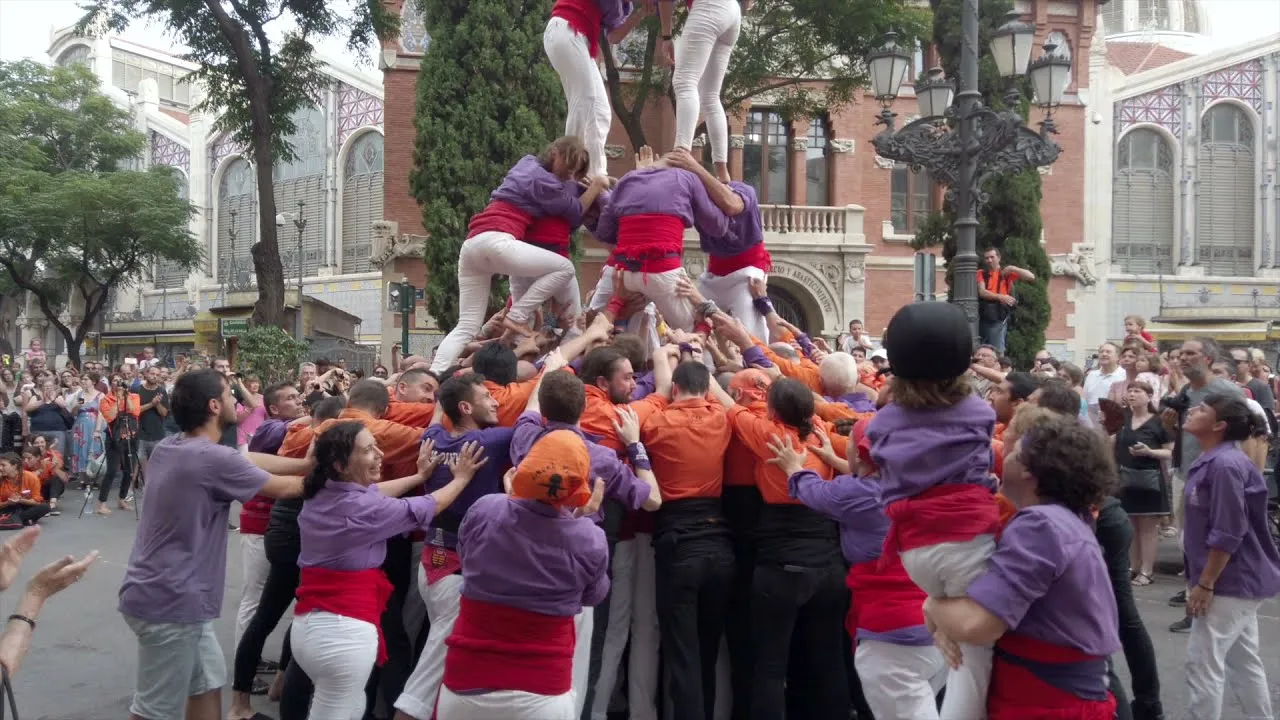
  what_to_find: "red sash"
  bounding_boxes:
[882,484,1001,555]
[844,551,927,637]
[551,0,604,58]
[443,595,576,696]
[295,567,394,665]
[989,633,1116,720]
[526,215,573,257]
[706,243,772,276]
[614,215,685,273]
[466,200,533,240]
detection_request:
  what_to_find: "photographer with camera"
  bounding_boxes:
[1159,337,1243,632]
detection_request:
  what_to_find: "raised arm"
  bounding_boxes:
[667,149,744,216]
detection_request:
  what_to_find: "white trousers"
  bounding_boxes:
[544,17,611,178]
[588,267,663,350]
[587,265,696,333]
[855,640,948,720]
[1185,593,1274,720]
[672,0,741,163]
[234,532,270,646]
[431,231,578,373]
[292,611,379,720]
[396,572,464,719]
[899,534,996,720]
[698,267,768,343]
[438,686,577,720]
[573,607,595,716]
[589,534,659,720]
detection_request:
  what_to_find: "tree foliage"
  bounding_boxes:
[0,60,199,368]
[83,0,398,328]
[603,0,932,150]
[918,0,1052,369]
[235,325,310,383]
[413,0,565,328]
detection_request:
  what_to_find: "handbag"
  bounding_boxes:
[84,450,106,480]
[1,664,19,719]
[1119,465,1162,492]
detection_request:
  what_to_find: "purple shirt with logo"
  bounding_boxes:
[119,435,269,623]
[458,494,609,616]
[1184,443,1280,600]
[421,424,515,546]
[867,393,996,506]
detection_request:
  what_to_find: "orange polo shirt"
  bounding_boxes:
[641,398,731,500]
[489,375,541,427]
[0,471,43,503]
[723,401,765,487]
[580,385,669,453]
[726,403,833,504]
[278,408,422,473]
[384,400,436,429]
[991,424,1017,526]
[814,397,876,424]
[39,450,63,483]
[760,344,823,394]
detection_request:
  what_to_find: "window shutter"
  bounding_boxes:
[1112,130,1175,274]
[1196,143,1255,276]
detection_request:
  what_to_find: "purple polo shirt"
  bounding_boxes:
[458,494,610,616]
[596,0,634,30]
[297,481,438,571]
[490,155,584,226]
[789,469,932,646]
[1184,443,1280,600]
[594,167,730,246]
[826,392,877,414]
[868,394,996,506]
[967,503,1121,658]
[421,424,515,546]
[247,418,291,454]
[697,181,763,257]
[511,411,650,523]
[118,435,269,623]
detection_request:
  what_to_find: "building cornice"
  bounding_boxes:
[1114,33,1280,101]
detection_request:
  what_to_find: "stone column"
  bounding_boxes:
[1262,53,1278,269]
[1179,79,1201,273]
[728,105,747,181]
[324,82,340,274]
[839,205,871,330]
[788,121,808,206]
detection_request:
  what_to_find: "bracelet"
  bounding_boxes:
[8,614,35,630]
[1196,583,1214,593]
[626,442,652,471]
[752,296,774,316]
[678,342,696,356]
[697,300,720,318]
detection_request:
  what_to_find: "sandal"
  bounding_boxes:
[1131,573,1153,587]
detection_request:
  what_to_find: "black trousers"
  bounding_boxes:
[100,434,137,503]
[721,487,761,720]
[232,530,301,692]
[654,534,735,720]
[748,564,850,720]
[0,502,49,525]
[374,535,415,714]
[1095,499,1164,720]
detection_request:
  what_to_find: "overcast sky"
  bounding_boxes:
[1,0,1278,70]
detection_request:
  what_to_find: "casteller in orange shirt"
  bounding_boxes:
[641,365,732,502]
[577,347,669,452]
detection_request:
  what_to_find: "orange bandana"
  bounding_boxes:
[729,368,771,405]
[511,430,593,509]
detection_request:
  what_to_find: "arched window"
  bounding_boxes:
[274,107,327,278]
[155,171,191,289]
[56,45,91,68]
[1196,104,1255,276]
[1045,31,1072,86]
[341,132,384,273]
[217,158,256,285]
[1112,129,1175,274]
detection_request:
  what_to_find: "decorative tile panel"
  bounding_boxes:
[398,1,430,55]
[150,131,190,174]
[1116,85,1183,137]
[209,132,244,172]
[1202,59,1264,114]
[337,83,384,147]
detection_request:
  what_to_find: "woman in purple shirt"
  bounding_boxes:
[922,417,1121,719]
[1180,393,1280,720]
[290,421,484,720]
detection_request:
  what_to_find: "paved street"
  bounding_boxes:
[4,490,1278,720]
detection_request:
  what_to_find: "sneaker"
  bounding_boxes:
[256,659,279,674]
[1168,590,1187,606]
[249,676,270,695]
[1169,616,1192,633]
[46,510,60,517]
[0,514,20,531]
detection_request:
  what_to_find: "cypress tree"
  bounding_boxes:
[413,0,564,328]
[923,0,1053,369]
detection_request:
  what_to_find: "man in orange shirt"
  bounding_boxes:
[0,452,49,529]
[640,361,734,719]
[384,367,439,428]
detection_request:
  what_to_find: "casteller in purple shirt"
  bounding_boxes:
[247,417,291,454]
[458,494,609,617]
[697,181,764,258]
[788,469,932,646]
[867,393,996,507]
[1184,443,1280,600]
[594,167,730,246]
[421,424,515,547]
[490,155,585,227]
[511,411,651,523]
[119,435,269,623]
[298,482,439,571]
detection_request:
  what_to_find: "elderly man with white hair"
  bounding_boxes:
[818,352,878,417]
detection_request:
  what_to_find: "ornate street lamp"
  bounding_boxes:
[868,10,1065,341]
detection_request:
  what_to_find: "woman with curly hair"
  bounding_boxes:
[922,416,1121,719]
[1180,393,1280,719]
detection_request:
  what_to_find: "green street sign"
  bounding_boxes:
[220,318,250,337]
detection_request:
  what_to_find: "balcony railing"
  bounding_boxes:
[757,204,866,245]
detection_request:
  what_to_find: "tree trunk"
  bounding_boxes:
[247,90,285,329]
